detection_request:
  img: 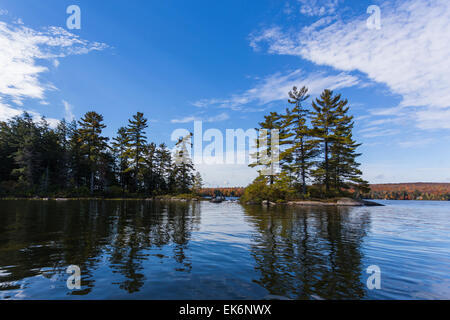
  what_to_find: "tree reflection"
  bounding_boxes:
[243,205,371,300]
[0,200,200,296]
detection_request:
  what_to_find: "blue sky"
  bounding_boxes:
[0,0,449,187]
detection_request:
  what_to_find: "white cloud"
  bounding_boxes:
[398,138,435,148]
[298,0,341,17]
[251,0,450,129]
[171,112,230,124]
[360,127,400,138]
[0,20,107,108]
[0,101,60,128]
[62,100,75,121]
[0,101,21,121]
[415,108,450,130]
[193,69,359,110]
[196,163,258,187]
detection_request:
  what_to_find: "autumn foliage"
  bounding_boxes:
[364,183,450,201]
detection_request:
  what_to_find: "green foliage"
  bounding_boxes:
[245,86,369,202]
[241,173,297,203]
[0,111,198,199]
[124,112,148,192]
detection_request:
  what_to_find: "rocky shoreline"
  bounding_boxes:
[255,198,384,207]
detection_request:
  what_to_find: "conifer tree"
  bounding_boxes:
[250,112,284,185]
[329,102,368,193]
[10,113,41,189]
[143,142,157,193]
[310,89,344,193]
[112,127,130,192]
[192,172,203,194]
[283,86,319,195]
[171,133,195,193]
[125,112,148,192]
[154,143,172,193]
[78,111,109,194]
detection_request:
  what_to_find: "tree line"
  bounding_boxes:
[364,183,450,201]
[0,111,201,197]
[245,86,369,201]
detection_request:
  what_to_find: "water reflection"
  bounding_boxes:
[243,205,371,299]
[0,200,200,296]
[1,200,448,299]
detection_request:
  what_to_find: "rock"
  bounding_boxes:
[262,200,269,206]
[269,201,277,206]
[336,198,363,206]
[362,200,384,206]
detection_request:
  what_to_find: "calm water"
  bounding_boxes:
[0,200,449,300]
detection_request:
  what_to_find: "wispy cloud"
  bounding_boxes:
[360,127,400,138]
[171,112,230,124]
[250,0,450,129]
[298,0,341,17]
[63,100,75,121]
[192,69,359,111]
[0,19,107,122]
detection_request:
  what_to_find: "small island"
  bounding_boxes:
[236,86,379,206]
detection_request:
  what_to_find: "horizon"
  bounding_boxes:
[1,0,449,187]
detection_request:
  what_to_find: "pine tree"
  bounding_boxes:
[55,119,72,188]
[250,112,285,185]
[329,102,369,194]
[10,113,41,190]
[155,143,172,193]
[78,111,109,194]
[283,86,319,195]
[171,133,195,193]
[125,112,148,192]
[143,142,157,194]
[310,89,345,193]
[192,172,203,194]
[112,127,131,193]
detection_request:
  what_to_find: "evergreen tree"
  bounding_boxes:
[192,172,203,194]
[171,133,195,193]
[155,143,172,193]
[310,89,344,193]
[78,111,109,194]
[143,142,157,194]
[112,127,130,192]
[125,112,148,192]
[283,86,319,195]
[250,112,284,185]
[329,102,368,193]
[10,113,41,190]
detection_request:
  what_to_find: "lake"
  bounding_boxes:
[0,199,449,300]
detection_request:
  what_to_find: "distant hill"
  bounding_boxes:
[202,183,450,201]
[200,187,245,197]
[366,183,450,201]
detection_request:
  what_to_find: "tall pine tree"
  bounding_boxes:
[125,112,148,192]
[78,111,109,194]
[283,86,319,195]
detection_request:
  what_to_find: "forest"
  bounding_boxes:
[364,183,450,201]
[0,111,202,198]
[241,86,369,203]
